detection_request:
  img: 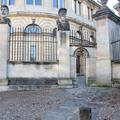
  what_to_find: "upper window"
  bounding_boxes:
[9,0,15,5]
[78,1,81,16]
[60,0,64,8]
[1,0,7,5]
[53,0,65,8]
[35,0,42,5]
[26,0,42,5]
[74,0,77,14]
[53,0,58,8]
[26,0,33,5]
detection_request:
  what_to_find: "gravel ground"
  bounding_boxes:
[0,79,120,120]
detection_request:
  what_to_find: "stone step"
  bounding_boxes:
[8,85,58,91]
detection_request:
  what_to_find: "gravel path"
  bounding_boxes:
[0,78,120,120]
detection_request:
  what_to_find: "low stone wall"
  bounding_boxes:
[8,64,59,78]
[112,63,120,84]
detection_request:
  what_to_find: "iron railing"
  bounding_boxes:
[9,28,57,64]
[69,30,96,47]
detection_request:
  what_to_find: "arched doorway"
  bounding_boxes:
[75,48,89,76]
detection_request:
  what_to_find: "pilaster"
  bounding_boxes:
[0,22,10,85]
[57,31,73,87]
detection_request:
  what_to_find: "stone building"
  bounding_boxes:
[0,0,120,90]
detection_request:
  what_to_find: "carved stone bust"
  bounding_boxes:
[56,8,70,31]
[0,5,10,24]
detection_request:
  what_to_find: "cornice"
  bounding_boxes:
[92,6,120,25]
[9,12,96,31]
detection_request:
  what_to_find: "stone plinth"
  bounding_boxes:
[57,31,73,87]
[0,23,10,85]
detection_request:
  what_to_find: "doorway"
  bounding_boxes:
[76,49,87,76]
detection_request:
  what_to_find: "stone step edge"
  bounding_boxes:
[0,84,74,92]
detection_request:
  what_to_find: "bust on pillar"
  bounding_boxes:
[56,8,73,88]
[56,8,70,31]
[0,5,10,24]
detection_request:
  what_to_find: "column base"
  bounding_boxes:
[0,79,8,85]
[58,78,74,88]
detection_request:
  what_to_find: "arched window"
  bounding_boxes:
[9,0,15,5]
[24,24,42,33]
[1,0,7,5]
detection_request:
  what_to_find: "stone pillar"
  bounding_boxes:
[93,6,112,86]
[57,31,73,87]
[0,23,10,85]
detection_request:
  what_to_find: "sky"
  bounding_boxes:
[107,0,118,12]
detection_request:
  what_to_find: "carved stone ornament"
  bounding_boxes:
[56,8,70,31]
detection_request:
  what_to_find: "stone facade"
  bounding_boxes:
[3,0,120,89]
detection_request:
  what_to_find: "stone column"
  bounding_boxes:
[57,31,73,88]
[0,22,10,85]
[93,6,112,86]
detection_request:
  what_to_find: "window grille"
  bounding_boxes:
[9,26,57,64]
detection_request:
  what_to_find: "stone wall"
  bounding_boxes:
[6,31,76,87]
[93,5,120,86]
[109,19,120,84]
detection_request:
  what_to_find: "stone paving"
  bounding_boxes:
[0,77,120,120]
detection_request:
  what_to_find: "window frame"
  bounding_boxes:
[26,0,34,5]
[1,0,7,5]
[26,0,42,5]
[24,24,42,33]
[53,0,65,8]
[35,0,42,5]
[9,0,15,5]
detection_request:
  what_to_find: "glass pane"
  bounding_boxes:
[26,0,33,5]
[1,0,7,5]
[30,45,36,61]
[35,0,42,5]
[9,0,15,5]
[60,0,64,8]
[53,0,58,8]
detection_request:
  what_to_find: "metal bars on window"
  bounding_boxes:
[69,30,96,47]
[9,28,57,64]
